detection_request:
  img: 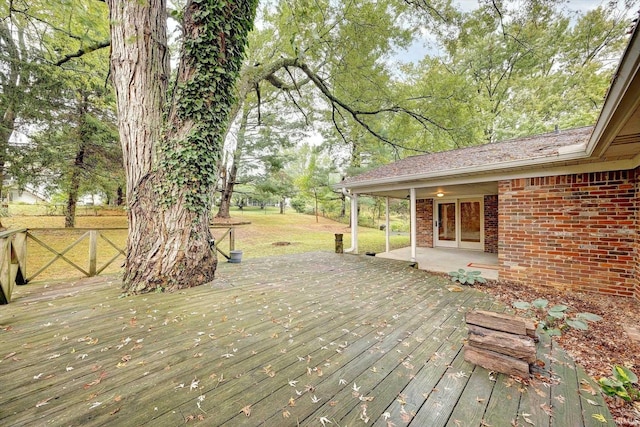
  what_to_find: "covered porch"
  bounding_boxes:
[375,246,499,280]
[343,181,500,280]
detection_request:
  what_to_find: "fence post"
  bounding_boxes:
[14,232,27,284]
[229,228,235,251]
[89,230,98,276]
[0,237,11,303]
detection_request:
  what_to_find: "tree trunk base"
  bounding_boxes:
[122,177,218,294]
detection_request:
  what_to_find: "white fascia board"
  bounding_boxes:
[586,26,640,157]
[345,157,636,195]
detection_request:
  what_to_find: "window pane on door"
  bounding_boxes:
[460,201,481,243]
[438,202,456,241]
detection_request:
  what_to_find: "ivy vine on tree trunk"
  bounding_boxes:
[107,0,258,293]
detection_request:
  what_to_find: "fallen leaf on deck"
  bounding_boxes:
[35,397,52,408]
[592,414,607,423]
[319,416,332,426]
[282,410,290,418]
[540,403,553,416]
[580,380,597,395]
[240,404,251,417]
[400,411,412,423]
[288,397,296,406]
[84,371,107,389]
[521,412,534,425]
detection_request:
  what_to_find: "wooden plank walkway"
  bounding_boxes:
[0,252,614,426]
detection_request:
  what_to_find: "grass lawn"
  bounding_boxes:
[220,207,410,258]
[1,206,409,282]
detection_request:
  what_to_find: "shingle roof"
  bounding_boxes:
[343,126,594,185]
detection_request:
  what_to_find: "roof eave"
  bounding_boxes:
[340,143,589,190]
[586,23,640,157]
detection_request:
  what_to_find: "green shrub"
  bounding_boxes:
[448,269,486,285]
[512,298,602,336]
[599,365,640,402]
[290,198,307,214]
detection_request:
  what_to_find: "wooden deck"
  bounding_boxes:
[0,252,614,426]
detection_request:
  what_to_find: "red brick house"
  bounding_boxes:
[340,21,640,299]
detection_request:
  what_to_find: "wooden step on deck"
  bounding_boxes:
[0,252,614,426]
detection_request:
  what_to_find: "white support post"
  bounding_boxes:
[351,193,359,253]
[410,188,416,262]
[385,196,390,253]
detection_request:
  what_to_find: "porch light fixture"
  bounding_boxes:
[436,192,444,197]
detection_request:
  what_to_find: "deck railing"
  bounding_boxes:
[211,226,235,260]
[0,226,236,304]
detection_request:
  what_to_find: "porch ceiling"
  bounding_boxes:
[356,181,499,200]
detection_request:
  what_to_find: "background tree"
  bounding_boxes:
[437,0,634,142]
[215,85,305,218]
[11,90,120,227]
[214,0,450,218]
[254,168,295,214]
[2,0,118,227]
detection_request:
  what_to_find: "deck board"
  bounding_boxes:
[0,252,615,426]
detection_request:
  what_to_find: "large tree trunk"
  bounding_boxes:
[65,146,84,228]
[107,0,257,294]
[65,95,89,228]
[216,107,249,219]
[116,186,124,206]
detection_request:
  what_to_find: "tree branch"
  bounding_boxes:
[294,61,439,153]
[54,39,111,66]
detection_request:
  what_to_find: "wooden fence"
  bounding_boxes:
[0,226,236,304]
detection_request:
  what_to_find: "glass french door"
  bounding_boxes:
[435,198,483,250]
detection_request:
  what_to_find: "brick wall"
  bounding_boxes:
[416,199,433,247]
[635,168,640,300]
[499,171,637,298]
[484,195,498,254]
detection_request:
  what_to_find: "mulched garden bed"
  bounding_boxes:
[473,279,640,426]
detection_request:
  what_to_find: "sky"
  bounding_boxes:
[397,0,636,64]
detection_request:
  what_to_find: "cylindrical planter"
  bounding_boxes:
[229,250,243,263]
